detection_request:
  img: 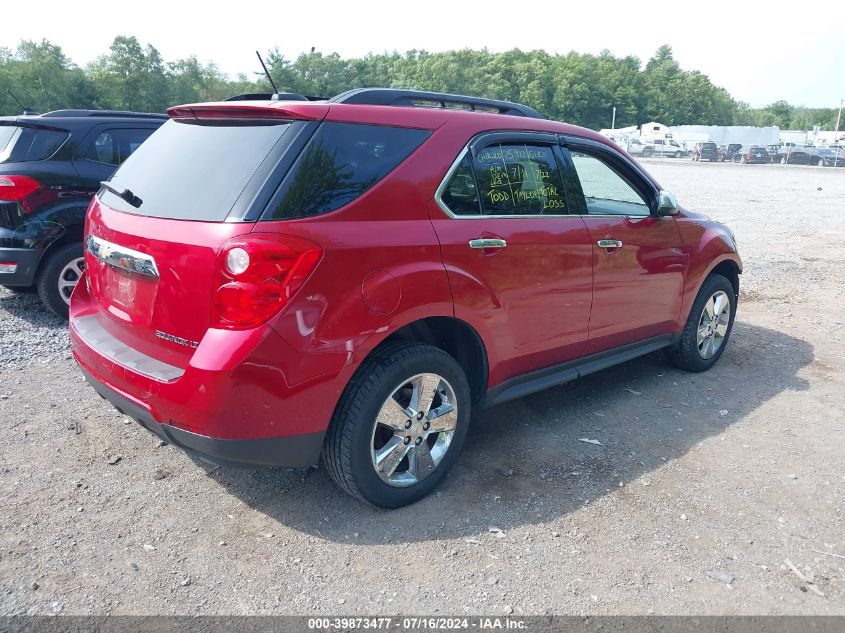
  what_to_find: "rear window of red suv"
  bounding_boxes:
[100,119,292,221]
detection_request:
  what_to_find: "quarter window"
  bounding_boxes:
[84,128,156,166]
[473,144,567,215]
[568,150,650,216]
[266,122,430,219]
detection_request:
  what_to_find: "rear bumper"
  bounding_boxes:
[0,247,43,286]
[69,277,349,468]
[81,368,323,468]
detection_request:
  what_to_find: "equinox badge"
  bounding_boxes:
[155,330,199,349]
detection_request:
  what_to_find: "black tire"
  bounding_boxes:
[321,341,472,508]
[674,151,682,158]
[666,274,737,372]
[818,159,825,167]
[36,242,84,319]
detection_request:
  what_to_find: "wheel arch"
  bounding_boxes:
[370,316,489,405]
[708,258,740,301]
[33,222,85,279]
[680,254,741,327]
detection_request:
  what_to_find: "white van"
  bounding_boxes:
[622,137,655,157]
[647,138,689,158]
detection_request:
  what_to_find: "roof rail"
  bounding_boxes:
[39,109,167,119]
[329,88,544,119]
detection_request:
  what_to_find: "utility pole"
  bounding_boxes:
[835,99,843,169]
[611,107,616,130]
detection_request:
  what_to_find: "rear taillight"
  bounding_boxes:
[211,234,322,329]
[0,175,41,205]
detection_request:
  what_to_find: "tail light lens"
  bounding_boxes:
[212,234,322,329]
[0,175,41,204]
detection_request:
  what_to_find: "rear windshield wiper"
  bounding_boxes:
[99,181,143,208]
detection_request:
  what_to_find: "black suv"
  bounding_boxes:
[718,143,742,162]
[0,109,166,316]
[693,142,719,162]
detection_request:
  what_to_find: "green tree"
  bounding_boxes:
[88,36,170,111]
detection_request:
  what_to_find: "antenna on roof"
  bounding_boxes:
[7,89,38,115]
[255,51,278,94]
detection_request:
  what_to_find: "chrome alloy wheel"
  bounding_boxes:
[58,257,85,305]
[370,373,458,488]
[697,290,730,359]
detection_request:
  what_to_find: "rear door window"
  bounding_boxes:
[472,143,568,215]
[264,122,430,220]
[83,128,156,166]
[101,119,292,221]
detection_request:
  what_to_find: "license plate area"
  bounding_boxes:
[100,266,158,325]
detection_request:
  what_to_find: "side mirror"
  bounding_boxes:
[657,190,679,216]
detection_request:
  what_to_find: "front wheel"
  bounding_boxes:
[322,342,471,508]
[674,151,682,158]
[667,274,736,372]
[36,243,84,319]
[818,159,825,167]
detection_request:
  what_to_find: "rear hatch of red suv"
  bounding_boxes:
[74,104,327,370]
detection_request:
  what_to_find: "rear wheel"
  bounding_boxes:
[36,243,85,319]
[667,274,736,372]
[322,342,471,508]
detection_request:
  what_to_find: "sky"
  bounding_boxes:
[4,0,844,109]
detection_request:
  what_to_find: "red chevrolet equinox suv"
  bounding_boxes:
[70,89,742,507]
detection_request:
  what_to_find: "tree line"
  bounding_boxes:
[1,37,839,132]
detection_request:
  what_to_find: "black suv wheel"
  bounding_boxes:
[36,243,85,318]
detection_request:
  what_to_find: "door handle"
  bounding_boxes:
[597,239,623,249]
[469,238,507,249]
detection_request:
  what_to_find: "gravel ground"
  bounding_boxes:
[0,160,843,615]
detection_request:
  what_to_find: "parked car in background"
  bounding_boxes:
[649,138,688,158]
[70,88,741,507]
[775,145,811,165]
[693,142,719,161]
[0,109,166,316]
[733,145,770,164]
[807,147,841,167]
[766,144,782,162]
[718,144,742,162]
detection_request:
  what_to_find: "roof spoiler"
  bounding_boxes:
[167,103,329,121]
[224,93,327,102]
